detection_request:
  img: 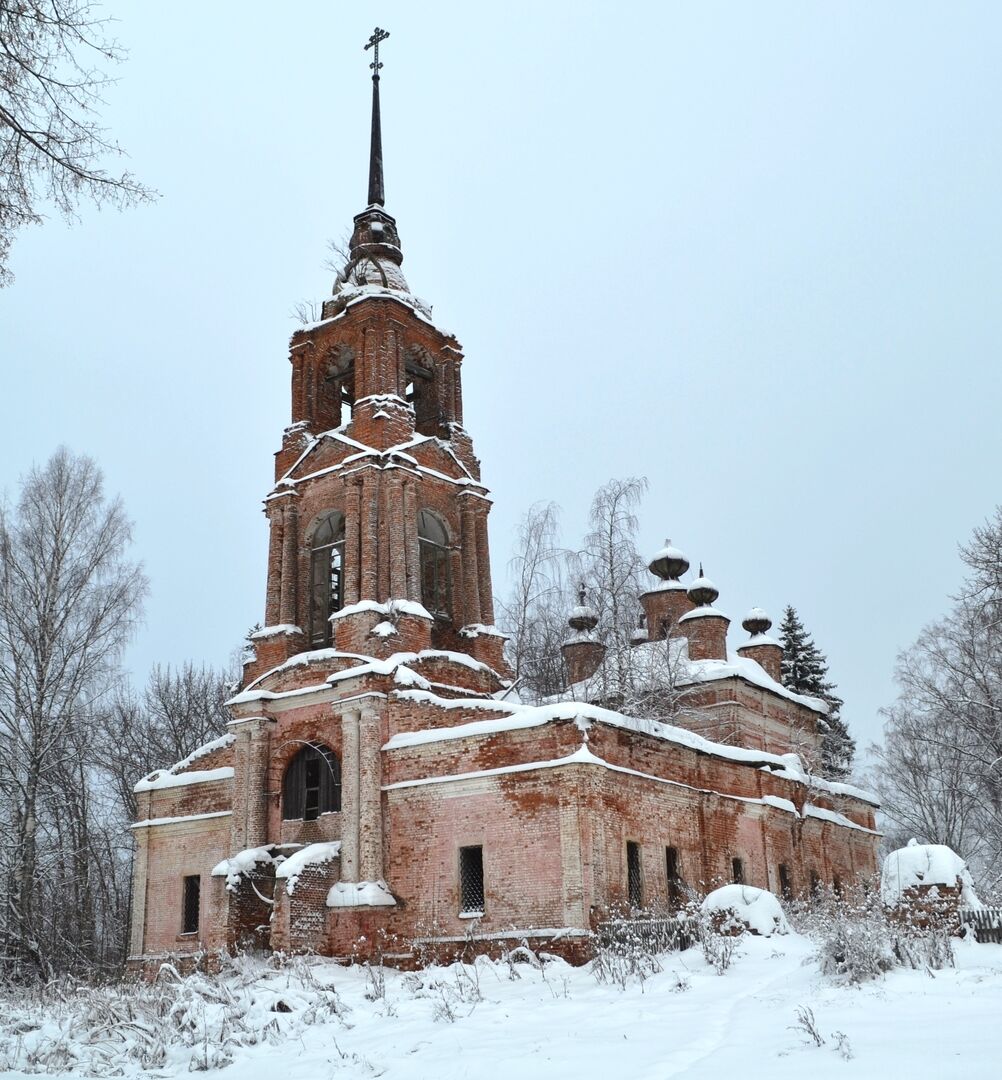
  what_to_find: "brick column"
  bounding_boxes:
[340,710,361,882]
[128,791,152,958]
[265,507,284,626]
[403,479,421,603]
[360,472,379,601]
[231,717,273,852]
[474,506,494,625]
[358,708,384,882]
[279,503,298,628]
[344,477,362,605]
[461,502,481,626]
[388,474,407,598]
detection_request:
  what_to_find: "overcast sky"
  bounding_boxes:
[3,2,1001,764]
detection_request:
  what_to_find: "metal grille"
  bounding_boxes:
[598,915,694,954]
[627,842,643,908]
[182,875,200,935]
[459,846,484,914]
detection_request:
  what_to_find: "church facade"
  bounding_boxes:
[128,41,879,969]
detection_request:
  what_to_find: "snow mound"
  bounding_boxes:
[881,839,982,908]
[211,846,279,891]
[701,885,790,937]
[276,842,342,895]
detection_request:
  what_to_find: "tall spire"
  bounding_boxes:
[365,27,389,207]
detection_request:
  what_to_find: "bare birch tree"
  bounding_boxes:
[99,661,232,820]
[874,506,1002,893]
[0,1,154,284]
[0,447,146,976]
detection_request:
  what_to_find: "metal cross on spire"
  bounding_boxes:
[364,27,390,206]
[365,27,390,79]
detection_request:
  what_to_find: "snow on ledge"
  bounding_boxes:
[327,880,396,908]
[134,766,234,793]
[250,624,303,639]
[678,607,730,623]
[330,598,433,622]
[134,733,236,791]
[131,811,232,829]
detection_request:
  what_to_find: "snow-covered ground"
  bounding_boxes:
[5,933,1002,1078]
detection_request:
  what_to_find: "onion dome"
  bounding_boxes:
[567,584,599,634]
[648,538,690,582]
[630,611,648,645]
[742,607,772,636]
[687,564,719,607]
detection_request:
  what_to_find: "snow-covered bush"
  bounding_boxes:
[700,885,790,937]
[792,885,955,985]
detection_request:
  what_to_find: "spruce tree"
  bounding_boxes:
[778,605,855,780]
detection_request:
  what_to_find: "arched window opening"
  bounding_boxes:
[282,743,341,821]
[324,346,356,429]
[731,856,745,884]
[405,346,438,432]
[418,510,451,618]
[310,512,346,647]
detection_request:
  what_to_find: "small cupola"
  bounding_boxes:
[736,607,783,681]
[678,564,730,661]
[641,538,695,641]
[561,584,606,687]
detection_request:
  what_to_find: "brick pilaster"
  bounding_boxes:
[474,506,494,625]
[358,708,384,882]
[460,502,481,626]
[340,710,361,882]
[360,472,379,601]
[388,474,407,598]
[344,477,362,605]
[265,507,284,626]
[279,503,299,628]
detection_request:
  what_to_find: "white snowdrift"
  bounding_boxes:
[701,884,790,936]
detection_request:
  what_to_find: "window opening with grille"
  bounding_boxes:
[666,846,684,904]
[182,875,200,935]
[731,856,745,884]
[627,841,643,908]
[310,512,346,647]
[459,845,484,915]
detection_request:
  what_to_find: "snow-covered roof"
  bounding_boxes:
[134,734,236,792]
[231,647,503,704]
[382,693,877,807]
[566,638,827,715]
[881,840,982,907]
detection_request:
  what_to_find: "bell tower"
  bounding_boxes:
[246,29,506,684]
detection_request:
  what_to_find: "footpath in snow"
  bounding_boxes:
[4,932,1002,1079]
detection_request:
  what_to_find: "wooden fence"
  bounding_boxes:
[596,915,695,954]
[960,907,1002,944]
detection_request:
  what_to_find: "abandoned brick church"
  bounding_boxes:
[128,35,879,968]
